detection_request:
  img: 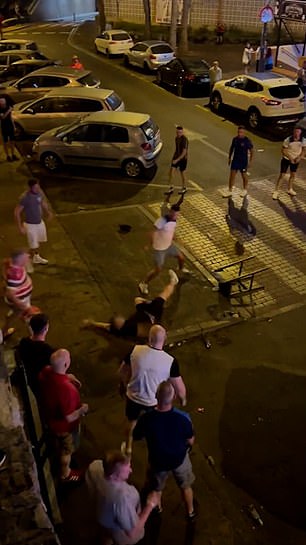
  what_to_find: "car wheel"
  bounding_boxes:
[106,48,111,58]
[41,152,62,172]
[177,81,184,97]
[124,55,130,67]
[210,91,222,112]
[95,44,99,54]
[14,122,25,140]
[122,159,144,178]
[247,107,261,129]
[143,61,150,74]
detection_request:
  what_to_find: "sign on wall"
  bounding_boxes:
[276,0,306,21]
[155,0,184,24]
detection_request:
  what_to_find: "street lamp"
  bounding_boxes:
[258,2,274,72]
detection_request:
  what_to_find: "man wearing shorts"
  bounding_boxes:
[119,324,187,456]
[133,380,195,519]
[223,126,253,198]
[138,192,187,295]
[273,126,306,200]
[169,126,189,189]
[0,95,18,162]
[82,269,179,339]
[3,249,33,314]
[14,178,52,267]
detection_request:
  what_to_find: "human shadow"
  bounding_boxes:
[277,199,306,235]
[220,366,306,529]
[226,196,257,238]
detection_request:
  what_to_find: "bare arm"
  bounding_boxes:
[187,435,195,447]
[5,288,28,311]
[81,319,111,331]
[1,106,12,120]
[125,493,158,541]
[173,146,187,163]
[66,402,88,423]
[14,204,26,234]
[118,361,131,388]
[170,376,187,406]
[248,147,254,165]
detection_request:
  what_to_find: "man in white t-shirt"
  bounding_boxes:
[273,127,306,200]
[139,191,187,295]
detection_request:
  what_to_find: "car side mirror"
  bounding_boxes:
[62,135,71,143]
[225,82,230,87]
[26,108,34,114]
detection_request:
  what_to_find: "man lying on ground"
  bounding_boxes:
[82,269,179,339]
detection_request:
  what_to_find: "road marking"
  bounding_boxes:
[195,104,209,113]
[45,176,201,190]
[45,31,56,34]
[188,179,203,191]
[32,32,41,34]
[57,202,140,217]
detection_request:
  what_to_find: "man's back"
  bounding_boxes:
[126,345,179,406]
[17,337,54,395]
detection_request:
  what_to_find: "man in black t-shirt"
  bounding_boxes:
[16,313,54,397]
[169,126,189,190]
[133,380,195,518]
[0,95,18,162]
[224,126,253,198]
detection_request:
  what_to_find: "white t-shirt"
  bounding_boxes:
[153,216,176,250]
[283,136,306,161]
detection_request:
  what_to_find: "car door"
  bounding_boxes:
[97,32,108,53]
[61,123,103,166]
[7,74,44,102]
[0,54,9,76]
[18,96,74,134]
[164,59,183,86]
[222,76,247,109]
[97,124,130,167]
[128,43,147,67]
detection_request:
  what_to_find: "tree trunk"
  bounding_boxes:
[180,0,191,53]
[169,0,178,50]
[97,0,106,33]
[143,0,152,39]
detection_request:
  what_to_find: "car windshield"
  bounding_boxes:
[151,44,173,54]
[141,118,158,140]
[184,59,209,72]
[112,33,129,41]
[77,73,99,86]
[27,42,38,51]
[269,85,301,99]
[105,92,122,110]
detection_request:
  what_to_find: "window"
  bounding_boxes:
[27,98,54,113]
[244,79,263,93]
[0,55,8,66]
[131,43,147,52]
[269,84,301,99]
[64,98,103,112]
[69,124,102,142]
[101,125,129,143]
[105,92,122,110]
[39,76,68,87]
[111,33,130,41]
[151,44,173,54]
[9,54,22,64]
[230,77,247,90]
[141,119,158,140]
[169,60,182,71]
[77,73,99,86]
[18,76,41,88]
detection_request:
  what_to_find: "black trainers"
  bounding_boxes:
[178,187,187,195]
[164,186,174,196]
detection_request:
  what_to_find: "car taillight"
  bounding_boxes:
[185,73,195,81]
[261,97,281,105]
[109,41,116,44]
[128,39,133,43]
[141,142,151,150]
[149,54,157,60]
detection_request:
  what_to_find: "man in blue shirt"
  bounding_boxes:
[224,126,253,198]
[133,380,196,519]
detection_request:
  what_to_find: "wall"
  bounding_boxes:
[0,347,60,545]
[32,0,96,21]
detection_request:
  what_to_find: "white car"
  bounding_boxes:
[124,40,175,71]
[94,30,133,56]
[210,72,304,131]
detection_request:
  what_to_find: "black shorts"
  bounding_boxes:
[171,158,187,172]
[136,296,165,322]
[280,157,299,174]
[125,397,154,421]
[1,121,15,142]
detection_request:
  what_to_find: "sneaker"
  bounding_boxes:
[288,188,297,196]
[164,186,174,196]
[240,189,247,197]
[26,260,34,273]
[222,190,232,198]
[169,269,179,285]
[32,254,48,265]
[187,510,197,521]
[272,191,279,200]
[138,281,149,295]
[178,187,187,195]
[0,449,6,468]
[180,267,190,274]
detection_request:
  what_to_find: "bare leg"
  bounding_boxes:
[229,170,236,191]
[144,266,162,284]
[180,170,187,189]
[273,172,285,199]
[3,142,11,159]
[81,319,111,330]
[288,172,296,193]
[177,252,185,270]
[158,270,179,301]
[181,486,194,515]
[125,420,137,455]
[169,166,175,185]
[241,171,248,190]
[60,453,71,479]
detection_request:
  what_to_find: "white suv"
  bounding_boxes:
[210,73,304,131]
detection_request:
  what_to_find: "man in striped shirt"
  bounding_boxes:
[3,249,33,314]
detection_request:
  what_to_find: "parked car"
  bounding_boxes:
[156,57,210,96]
[31,111,163,177]
[124,40,175,72]
[12,87,125,137]
[0,49,59,77]
[0,58,59,84]
[0,66,100,103]
[0,39,38,52]
[210,72,304,131]
[94,29,133,56]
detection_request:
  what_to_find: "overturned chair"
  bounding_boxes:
[213,256,269,298]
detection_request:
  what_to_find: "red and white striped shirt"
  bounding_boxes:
[4,263,32,300]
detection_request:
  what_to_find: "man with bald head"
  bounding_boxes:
[39,348,88,481]
[119,324,187,456]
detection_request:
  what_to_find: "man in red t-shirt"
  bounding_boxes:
[39,348,89,481]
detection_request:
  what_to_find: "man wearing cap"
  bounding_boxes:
[209,61,222,93]
[71,55,84,70]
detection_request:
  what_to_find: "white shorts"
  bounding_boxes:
[24,221,47,249]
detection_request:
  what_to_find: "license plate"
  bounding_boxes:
[200,77,209,83]
[282,101,295,109]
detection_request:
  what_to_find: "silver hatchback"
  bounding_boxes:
[12,87,125,137]
[32,111,163,177]
[124,40,175,71]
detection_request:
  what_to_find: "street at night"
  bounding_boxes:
[0,16,306,545]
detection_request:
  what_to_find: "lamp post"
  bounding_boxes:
[258,2,274,72]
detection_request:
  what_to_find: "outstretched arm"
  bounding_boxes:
[81,319,111,331]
